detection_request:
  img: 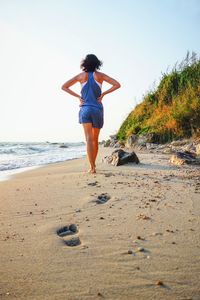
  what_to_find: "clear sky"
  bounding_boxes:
[0,0,200,142]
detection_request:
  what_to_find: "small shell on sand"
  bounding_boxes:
[136,213,151,220]
[137,247,145,252]
[152,232,163,236]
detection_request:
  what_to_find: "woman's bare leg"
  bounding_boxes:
[82,123,96,173]
[92,128,101,166]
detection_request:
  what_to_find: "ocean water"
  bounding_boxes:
[0,142,86,181]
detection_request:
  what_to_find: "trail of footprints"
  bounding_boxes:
[56,191,111,247]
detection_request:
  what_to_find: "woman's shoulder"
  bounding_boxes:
[95,71,111,79]
[94,71,108,80]
[76,71,88,82]
[95,71,104,76]
[95,71,121,86]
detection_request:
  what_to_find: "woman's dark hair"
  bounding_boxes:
[80,54,103,72]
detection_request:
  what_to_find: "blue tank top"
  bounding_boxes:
[81,72,103,109]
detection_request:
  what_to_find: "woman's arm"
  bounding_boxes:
[98,73,121,102]
[61,74,82,100]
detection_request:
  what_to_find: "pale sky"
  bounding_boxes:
[0,0,200,142]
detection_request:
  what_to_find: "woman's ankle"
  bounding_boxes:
[88,166,96,174]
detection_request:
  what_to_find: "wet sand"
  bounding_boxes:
[0,147,200,299]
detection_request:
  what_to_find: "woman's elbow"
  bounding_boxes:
[116,83,121,89]
[61,85,66,91]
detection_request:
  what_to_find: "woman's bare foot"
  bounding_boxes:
[88,167,96,174]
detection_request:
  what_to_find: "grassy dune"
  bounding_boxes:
[117,52,200,143]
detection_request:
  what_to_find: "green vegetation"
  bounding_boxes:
[117,52,200,143]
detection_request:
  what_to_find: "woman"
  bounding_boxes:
[61,54,121,173]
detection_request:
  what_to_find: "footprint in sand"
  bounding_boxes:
[62,237,81,247]
[87,181,98,186]
[96,193,111,204]
[56,224,81,247]
[104,173,114,177]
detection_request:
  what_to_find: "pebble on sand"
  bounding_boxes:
[156,280,164,286]
[97,292,104,297]
[166,229,174,233]
[137,236,145,240]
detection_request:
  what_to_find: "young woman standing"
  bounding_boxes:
[61,54,121,173]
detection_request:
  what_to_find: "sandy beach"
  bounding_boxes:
[0,146,200,300]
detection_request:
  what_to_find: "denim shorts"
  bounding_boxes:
[79,106,104,128]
